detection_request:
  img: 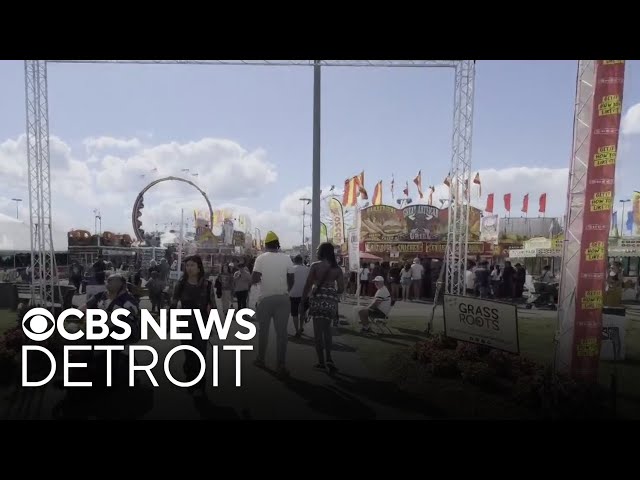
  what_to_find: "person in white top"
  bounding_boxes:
[357,276,392,333]
[410,258,424,301]
[359,264,370,297]
[251,231,294,378]
[287,254,310,338]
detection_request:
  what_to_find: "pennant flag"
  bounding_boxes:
[356,171,366,198]
[539,193,547,214]
[413,170,424,199]
[627,211,634,234]
[390,174,395,200]
[372,181,383,205]
[443,172,451,187]
[504,193,511,213]
[428,186,435,206]
[403,181,409,197]
[485,193,494,213]
[354,173,368,200]
[473,172,481,197]
[343,177,358,207]
[522,194,529,214]
[320,223,328,243]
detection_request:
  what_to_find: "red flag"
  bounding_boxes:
[473,172,481,197]
[485,193,494,213]
[504,193,511,212]
[522,194,529,214]
[413,170,424,199]
[403,181,409,197]
[539,193,547,213]
[443,172,451,187]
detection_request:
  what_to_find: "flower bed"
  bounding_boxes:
[390,334,612,419]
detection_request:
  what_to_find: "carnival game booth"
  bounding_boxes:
[608,237,640,302]
[358,203,493,263]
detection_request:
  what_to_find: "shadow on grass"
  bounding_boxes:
[49,384,155,420]
[288,335,357,353]
[331,371,445,419]
[260,366,376,419]
[338,328,417,347]
[393,327,431,340]
[1,385,49,420]
[192,391,243,420]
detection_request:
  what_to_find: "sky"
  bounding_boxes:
[1,60,640,248]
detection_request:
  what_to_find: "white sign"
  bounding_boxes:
[169,271,181,281]
[348,228,360,272]
[443,295,520,353]
[480,214,499,244]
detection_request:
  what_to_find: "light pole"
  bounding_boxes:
[11,198,22,219]
[254,228,262,250]
[300,197,311,248]
[620,199,630,236]
[93,209,102,247]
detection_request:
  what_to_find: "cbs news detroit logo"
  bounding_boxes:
[21,307,257,388]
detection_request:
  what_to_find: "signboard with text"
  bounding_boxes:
[443,295,520,354]
[571,60,625,380]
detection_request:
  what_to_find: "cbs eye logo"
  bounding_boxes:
[22,308,56,341]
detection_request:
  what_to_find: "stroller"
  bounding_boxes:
[525,281,558,310]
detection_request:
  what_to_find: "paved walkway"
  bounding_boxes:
[1,294,434,420]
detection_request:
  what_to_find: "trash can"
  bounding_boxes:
[601,306,627,361]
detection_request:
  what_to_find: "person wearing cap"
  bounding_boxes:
[410,257,424,301]
[251,230,294,378]
[356,275,392,333]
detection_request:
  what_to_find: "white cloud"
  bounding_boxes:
[622,103,640,136]
[83,136,143,152]
[0,133,585,250]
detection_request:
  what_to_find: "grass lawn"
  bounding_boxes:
[336,304,640,418]
[0,309,15,336]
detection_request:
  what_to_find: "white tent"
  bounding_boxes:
[0,213,68,252]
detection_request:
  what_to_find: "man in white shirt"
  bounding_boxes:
[251,231,294,378]
[357,276,392,333]
[410,258,424,301]
[287,254,310,338]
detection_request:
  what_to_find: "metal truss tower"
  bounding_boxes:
[24,60,57,308]
[25,59,475,304]
[444,60,476,295]
[555,61,596,372]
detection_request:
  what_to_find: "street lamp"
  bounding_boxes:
[254,228,261,249]
[620,199,631,236]
[300,198,311,247]
[93,209,102,247]
[11,198,22,219]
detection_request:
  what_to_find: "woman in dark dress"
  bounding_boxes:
[171,255,217,397]
[300,243,345,373]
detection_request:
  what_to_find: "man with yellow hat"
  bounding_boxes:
[251,230,294,378]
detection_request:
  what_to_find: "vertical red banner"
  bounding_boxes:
[572,60,625,380]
